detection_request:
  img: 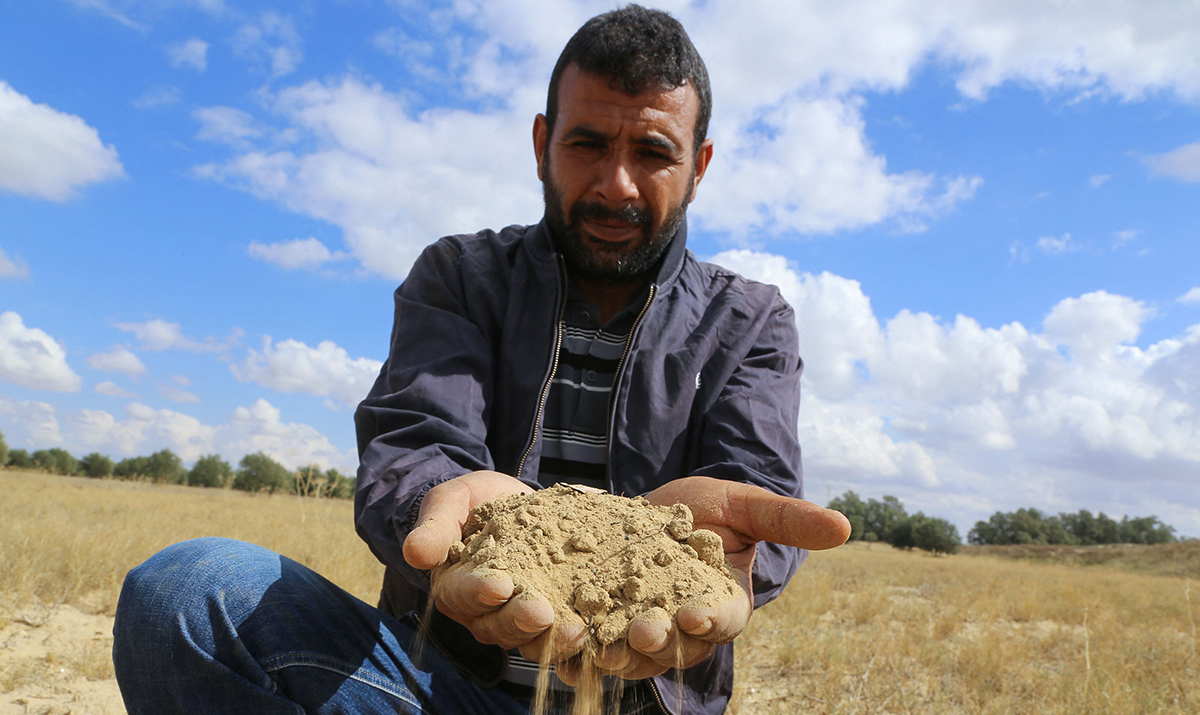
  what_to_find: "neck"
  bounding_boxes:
[571,272,651,324]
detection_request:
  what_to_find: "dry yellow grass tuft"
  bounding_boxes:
[0,469,384,619]
[731,541,1199,714]
[1,470,1197,714]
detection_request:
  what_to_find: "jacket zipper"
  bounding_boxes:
[647,676,671,714]
[604,284,657,491]
[515,257,568,481]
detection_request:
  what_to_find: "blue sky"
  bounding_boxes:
[2,0,1199,538]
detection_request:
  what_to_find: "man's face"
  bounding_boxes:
[534,64,713,281]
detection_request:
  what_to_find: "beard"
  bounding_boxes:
[542,162,692,282]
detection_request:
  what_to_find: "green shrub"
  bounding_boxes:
[234,452,290,494]
[188,454,232,488]
[80,452,115,478]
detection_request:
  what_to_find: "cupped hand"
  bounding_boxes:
[558,476,850,683]
[403,470,587,655]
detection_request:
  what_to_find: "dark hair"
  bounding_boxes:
[545,4,711,155]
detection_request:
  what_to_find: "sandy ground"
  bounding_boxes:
[0,603,124,715]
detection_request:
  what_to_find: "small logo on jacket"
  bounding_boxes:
[695,372,702,389]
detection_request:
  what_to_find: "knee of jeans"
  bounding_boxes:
[116,538,272,635]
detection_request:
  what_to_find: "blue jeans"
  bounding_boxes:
[112,538,665,714]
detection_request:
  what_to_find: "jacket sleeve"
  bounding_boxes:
[353,237,497,591]
[693,292,805,609]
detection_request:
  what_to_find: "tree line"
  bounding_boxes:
[826,491,962,555]
[967,507,1177,546]
[0,429,353,499]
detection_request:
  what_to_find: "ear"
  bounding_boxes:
[688,138,714,204]
[533,114,548,182]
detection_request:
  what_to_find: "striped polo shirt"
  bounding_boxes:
[503,283,648,690]
[535,282,648,491]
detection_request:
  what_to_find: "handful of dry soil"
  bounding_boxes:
[441,484,744,648]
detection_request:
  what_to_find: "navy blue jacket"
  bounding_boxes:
[355,219,805,715]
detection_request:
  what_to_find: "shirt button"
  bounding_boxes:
[581,310,591,323]
[586,370,597,383]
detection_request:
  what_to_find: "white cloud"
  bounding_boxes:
[193,106,262,145]
[695,95,983,237]
[171,374,192,386]
[113,318,233,353]
[247,237,343,270]
[196,76,543,279]
[1180,287,1200,304]
[1035,232,1082,256]
[1143,142,1200,182]
[132,84,182,108]
[1042,290,1151,361]
[0,312,82,392]
[1088,174,1112,187]
[0,397,64,446]
[43,398,353,471]
[1112,229,1140,249]
[232,12,302,79]
[85,347,146,376]
[224,398,353,470]
[160,384,201,404]
[167,38,208,72]
[0,246,30,278]
[707,249,1200,536]
[0,81,125,201]
[95,381,138,399]
[196,0,1200,279]
[230,336,382,408]
[72,402,216,461]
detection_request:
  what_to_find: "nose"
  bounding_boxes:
[594,153,639,204]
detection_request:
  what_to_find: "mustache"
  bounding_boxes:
[570,200,652,227]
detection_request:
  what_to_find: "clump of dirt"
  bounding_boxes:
[442,484,743,648]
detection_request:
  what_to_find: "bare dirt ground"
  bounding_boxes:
[0,602,122,715]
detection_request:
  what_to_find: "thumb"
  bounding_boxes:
[669,477,851,551]
[724,481,851,550]
[402,482,472,570]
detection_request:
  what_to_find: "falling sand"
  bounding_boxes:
[436,484,744,715]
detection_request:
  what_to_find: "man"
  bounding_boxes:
[112,6,849,715]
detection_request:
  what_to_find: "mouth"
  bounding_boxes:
[580,217,643,244]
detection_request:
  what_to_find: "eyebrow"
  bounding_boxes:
[561,125,683,156]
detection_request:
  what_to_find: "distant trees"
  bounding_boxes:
[290,464,355,499]
[79,452,115,478]
[1,439,355,500]
[114,456,150,479]
[31,448,78,475]
[145,448,185,484]
[6,449,33,469]
[188,454,232,488]
[233,452,292,494]
[968,508,1176,546]
[827,491,961,555]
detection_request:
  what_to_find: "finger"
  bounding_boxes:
[659,477,852,551]
[592,642,633,673]
[467,593,555,649]
[555,655,581,687]
[675,595,751,644]
[626,611,715,669]
[517,619,588,664]
[432,566,514,619]
[403,480,473,570]
[607,650,671,680]
[591,641,673,680]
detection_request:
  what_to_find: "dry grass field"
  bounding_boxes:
[1,469,1196,714]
